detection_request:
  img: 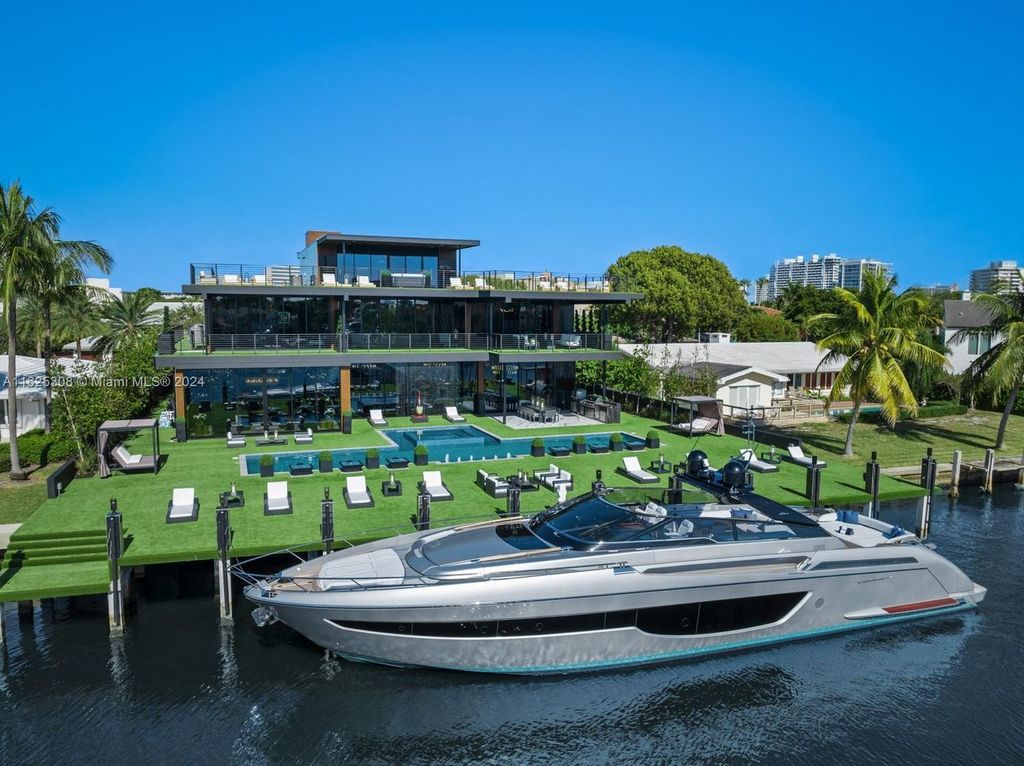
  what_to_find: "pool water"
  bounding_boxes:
[243,425,644,475]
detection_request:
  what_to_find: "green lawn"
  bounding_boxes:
[0,468,54,525]
[777,411,1024,467]
[0,412,925,602]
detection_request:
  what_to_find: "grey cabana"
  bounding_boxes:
[98,418,161,477]
[670,396,725,436]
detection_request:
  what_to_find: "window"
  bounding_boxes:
[968,333,978,355]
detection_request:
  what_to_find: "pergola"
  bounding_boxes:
[671,396,726,436]
[97,418,161,477]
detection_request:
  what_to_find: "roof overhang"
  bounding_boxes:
[317,233,480,249]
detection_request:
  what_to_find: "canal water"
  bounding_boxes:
[1,489,1022,765]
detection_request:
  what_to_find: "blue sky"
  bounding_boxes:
[3,1,1020,292]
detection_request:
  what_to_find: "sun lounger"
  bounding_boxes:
[343,475,375,509]
[472,277,492,290]
[356,275,375,288]
[166,487,199,523]
[617,456,659,484]
[671,416,718,436]
[322,272,337,286]
[369,409,388,427]
[264,481,293,515]
[111,444,156,473]
[443,406,465,423]
[476,469,510,498]
[421,470,453,501]
[739,448,780,474]
[223,273,241,285]
[295,428,314,445]
[448,276,466,289]
[226,430,246,448]
[785,445,827,469]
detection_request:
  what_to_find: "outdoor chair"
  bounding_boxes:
[166,487,199,523]
[476,469,509,498]
[617,456,659,484]
[369,409,388,427]
[264,481,293,515]
[226,430,246,448]
[533,464,561,484]
[739,448,779,474]
[539,465,573,492]
[295,428,314,445]
[343,475,375,509]
[448,276,466,289]
[223,274,241,285]
[111,445,156,473]
[785,445,827,469]
[557,334,582,349]
[356,275,375,288]
[443,406,466,423]
[420,470,453,501]
[671,416,718,436]
[322,272,338,286]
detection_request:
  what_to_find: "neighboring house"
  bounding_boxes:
[671,361,788,411]
[942,299,999,374]
[623,342,847,395]
[0,355,96,442]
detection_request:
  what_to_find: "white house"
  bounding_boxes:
[0,356,96,442]
[670,360,789,411]
[942,299,999,374]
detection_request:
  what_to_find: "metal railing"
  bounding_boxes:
[188,263,614,292]
[157,331,616,355]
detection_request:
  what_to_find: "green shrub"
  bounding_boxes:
[610,432,623,443]
[318,451,332,462]
[646,430,659,441]
[259,454,274,467]
[0,444,10,473]
[531,437,544,448]
[835,401,968,425]
[0,430,77,469]
[573,435,587,445]
[413,444,428,456]
[366,448,379,458]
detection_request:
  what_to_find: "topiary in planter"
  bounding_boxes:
[646,430,660,449]
[414,444,429,466]
[531,437,545,458]
[318,450,333,473]
[609,432,624,452]
[573,435,587,454]
[341,409,353,434]
[259,454,275,477]
[366,448,380,470]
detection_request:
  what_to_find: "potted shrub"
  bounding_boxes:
[318,450,333,474]
[572,435,587,455]
[259,454,275,478]
[366,448,380,470]
[531,437,545,458]
[341,409,353,434]
[414,444,429,466]
[646,430,660,449]
[609,433,624,452]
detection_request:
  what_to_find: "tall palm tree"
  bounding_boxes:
[1,182,57,478]
[807,272,947,456]
[755,277,769,305]
[738,278,752,302]
[94,290,159,355]
[954,283,1024,449]
[17,295,47,356]
[54,287,103,357]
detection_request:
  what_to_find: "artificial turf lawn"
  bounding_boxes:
[0,412,925,602]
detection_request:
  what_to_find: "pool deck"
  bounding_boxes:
[0,413,927,603]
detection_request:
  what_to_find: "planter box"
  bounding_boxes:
[646,437,660,449]
[573,443,587,455]
[366,455,380,470]
[341,415,352,434]
[259,463,275,478]
[319,459,333,474]
[531,445,545,458]
[414,452,428,466]
[610,442,624,452]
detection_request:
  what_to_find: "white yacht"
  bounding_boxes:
[239,455,985,674]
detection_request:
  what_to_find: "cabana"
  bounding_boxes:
[98,418,161,477]
[670,396,725,437]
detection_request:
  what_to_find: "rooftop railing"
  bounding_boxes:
[157,331,616,356]
[188,263,614,292]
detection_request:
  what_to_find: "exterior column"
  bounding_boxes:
[475,362,485,394]
[340,367,351,415]
[173,370,186,419]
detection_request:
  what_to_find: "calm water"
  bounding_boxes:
[2,489,1022,765]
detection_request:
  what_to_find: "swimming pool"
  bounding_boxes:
[242,425,645,475]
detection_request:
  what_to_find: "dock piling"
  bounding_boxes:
[0,603,7,646]
[916,449,938,539]
[983,449,996,494]
[416,488,431,531]
[106,501,125,636]
[506,485,521,518]
[216,505,233,623]
[321,488,335,555]
[949,450,962,498]
[805,457,822,508]
[864,451,881,518]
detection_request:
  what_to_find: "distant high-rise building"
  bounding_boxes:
[969,260,1023,293]
[759,254,892,302]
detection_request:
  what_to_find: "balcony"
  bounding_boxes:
[187,263,614,293]
[156,331,616,357]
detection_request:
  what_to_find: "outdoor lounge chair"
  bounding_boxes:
[557,334,582,349]
[420,470,453,501]
[356,275,375,288]
[672,416,718,436]
[785,445,827,469]
[110,445,156,473]
[617,456,659,484]
[476,469,510,498]
[294,428,314,445]
[533,464,560,484]
[223,273,241,285]
[368,409,388,427]
[739,448,779,474]
[443,406,466,423]
[539,465,573,492]
[166,487,199,523]
[322,272,337,286]
[264,481,293,515]
[448,276,466,289]
[226,430,246,448]
[343,475,375,509]
[472,277,492,290]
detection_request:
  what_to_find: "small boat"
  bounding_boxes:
[238,453,985,674]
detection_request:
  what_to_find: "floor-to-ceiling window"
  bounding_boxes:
[350,362,476,416]
[208,296,335,335]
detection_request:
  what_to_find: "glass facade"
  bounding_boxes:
[320,244,457,287]
[483,361,578,412]
[343,298,466,334]
[183,366,341,437]
[350,362,478,416]
[208,295,334,335]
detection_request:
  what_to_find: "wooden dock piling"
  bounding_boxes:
[216,506,233,624]
[949,450,962,498]
[983,449,996,494]
[0,603,7,646]
[106,505,125,636]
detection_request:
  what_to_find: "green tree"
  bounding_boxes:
[733,309,799,342]
[94,290,159,355]
[54,287,103,357]
[808,274,946,456]
[954,283,1024,449]
[607,246,748,341]
[776,283,849,340]
[170,299,204,329]
[754,277,769,305]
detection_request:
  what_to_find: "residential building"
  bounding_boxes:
[155,230,638,437]
[969,260,1023,294]
[919,283,960,296]
[759,254,892,302]
[942,299,999,374]
[0,356,96,442]
[669,361,789,411]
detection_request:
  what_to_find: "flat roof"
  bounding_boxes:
[316,233,480,249]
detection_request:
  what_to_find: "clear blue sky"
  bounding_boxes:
[4,1,1020,292]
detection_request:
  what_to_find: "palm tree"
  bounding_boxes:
[738,278,752,302]
[54,286,103,357]
[755,277,769,305]
[955,283,1024,449]
[94,290,159,355]
[807,272,947,456]
[17,295,47,356]
[1,182,56,478]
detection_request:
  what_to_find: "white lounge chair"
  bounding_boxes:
[672,416,718,436]
[617,456,659,484]
[223,273,241,285]
[111,444,156,472]
[356,275,375,288]
[539,465,572,492]
[473,277,492,290]
[264,481,293,515]
[537,280,552,290]
[295,428,313,445]
[166,487,198,523]
[448,276,465,289]
[476,469,509,498]
[443,406,465,423]
[555,279,570,291]
[786,445,827,469]
[322,272,337,286]
[226,430,246,448]
[369,409,388,427]
[343,475,374,509]
[421,471,453,501]
[739,448,779,474]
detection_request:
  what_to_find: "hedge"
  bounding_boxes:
[835,401,968,425]
[0,429,77,473]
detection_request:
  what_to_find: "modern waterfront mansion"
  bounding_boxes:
[155,230,639,438]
